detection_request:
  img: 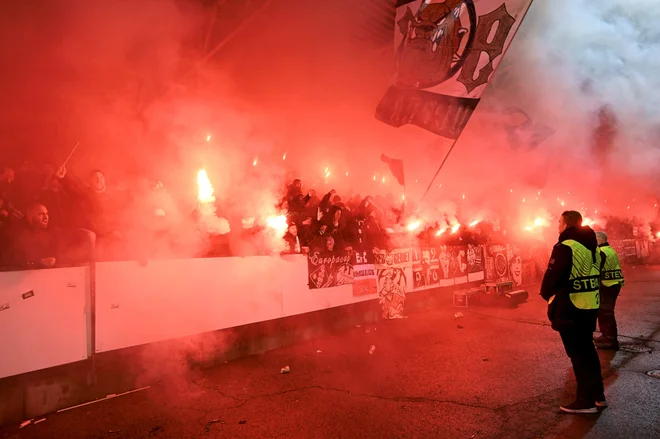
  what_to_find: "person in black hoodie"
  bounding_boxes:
[540,210,605,414]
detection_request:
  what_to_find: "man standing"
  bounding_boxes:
[541,211,605,414]
[594,231,624,350]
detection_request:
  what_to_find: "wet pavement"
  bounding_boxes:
[2,267,659,439]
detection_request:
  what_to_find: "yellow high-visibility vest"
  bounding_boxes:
[600,245,625,287]
[561,239,601,310]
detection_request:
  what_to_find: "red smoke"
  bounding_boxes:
[0,0,656,248]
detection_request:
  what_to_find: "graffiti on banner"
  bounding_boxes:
[451,246,469,284]
[507,244,523,287]
[486,244,510,282]
[467,244,485,281]
[307,251,354,289]
[374,248,412,319]
[412,247,440,291]
[352,249,378,297]
[437,245,455,287]
[610,239,638,264]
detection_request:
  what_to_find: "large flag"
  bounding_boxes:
[376,0,535,139]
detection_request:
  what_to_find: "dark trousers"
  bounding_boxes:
[597,284,621,341]
[560,328,604,402]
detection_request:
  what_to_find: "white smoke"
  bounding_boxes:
[516,0,660,175]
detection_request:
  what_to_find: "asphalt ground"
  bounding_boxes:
[3,266,659,439]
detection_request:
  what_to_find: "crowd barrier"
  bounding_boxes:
[95,254,380,353]
[0,267,90,379]
[1,237,657,380]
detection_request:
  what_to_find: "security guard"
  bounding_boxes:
[541,211,605,414]
[594,231,624,350]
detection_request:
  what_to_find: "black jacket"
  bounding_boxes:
[540,226,602,331]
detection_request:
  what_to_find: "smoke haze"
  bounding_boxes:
[0,0,658,244]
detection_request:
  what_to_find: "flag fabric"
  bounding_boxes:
[376,0,535,139]
[502,106,556,151]
[381,154,405,186]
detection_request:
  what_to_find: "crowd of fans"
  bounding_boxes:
[0,163,128,270]
[277,178,498,256]
[0,161,653,271]
[0,160,430,269]
[0,161,402,270]
[279,179,396,255]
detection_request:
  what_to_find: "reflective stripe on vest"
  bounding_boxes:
[561,239,601,310]
[600,245,624,287]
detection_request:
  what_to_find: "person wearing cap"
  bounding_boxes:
[594,231,624,350]
[540,210,605,414]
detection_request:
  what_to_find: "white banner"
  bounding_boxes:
[377,0,535,138]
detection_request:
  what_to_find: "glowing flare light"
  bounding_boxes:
[197,170,215,203]
[582,217,596,227]
[407,220,421,232]
[267,215,289,236]
[196,170,230,235]
[524,216,549,232]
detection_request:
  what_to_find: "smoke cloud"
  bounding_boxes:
[462,0,660,216]
[0,0,657,250]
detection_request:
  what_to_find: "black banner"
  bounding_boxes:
[467,244,484,273]
[411,247,440,290]
[376,86,479,139]
[486,244,509,282]
[451,245,469,284]
[307,251,354,289]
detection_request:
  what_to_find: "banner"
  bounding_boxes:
[437,245,455,287]
[374,248,412,319]
[307,251,354,289]
[352,249,378,297]
[507,244,522,287]
[610,239,638,264]
[451,245,469,284]
[486,244,509,282]
[467,244,485,282]
[376,0,535,138]
[412,247,440,290]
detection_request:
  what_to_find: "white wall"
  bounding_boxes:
[94,255,381,353]
[95,257,282,353]
[3,254,460,374]
[0,267,90,379]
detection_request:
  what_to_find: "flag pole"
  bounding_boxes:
[420,137,459,203]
